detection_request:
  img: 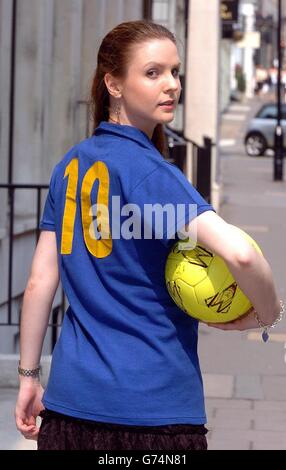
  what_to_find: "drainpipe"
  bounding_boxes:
[7,0,17,324]
[8,0,17,191]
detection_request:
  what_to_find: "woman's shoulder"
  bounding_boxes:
[51,135,176,183]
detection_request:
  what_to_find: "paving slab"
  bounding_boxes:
[235,374,264,400]
[203,374,234,399]
[262,376,286,401]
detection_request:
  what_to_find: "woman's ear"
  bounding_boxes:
[104,73,122,98]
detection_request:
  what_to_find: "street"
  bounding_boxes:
[200,94,286,450]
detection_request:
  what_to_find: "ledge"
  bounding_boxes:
[0,354,51,388]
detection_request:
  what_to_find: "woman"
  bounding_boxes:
[15,20,282,450]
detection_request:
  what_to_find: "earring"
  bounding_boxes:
[109,99,121,125]
[115,101,121,124]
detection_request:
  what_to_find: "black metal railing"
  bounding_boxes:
[165,126,187,173]
[0,184,65,350]
[165,128,213,204]
[191,136,213,204]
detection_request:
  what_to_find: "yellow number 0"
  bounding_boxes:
[61,158,112,258]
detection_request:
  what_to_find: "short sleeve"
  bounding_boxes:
[39,168,57,232]
[129,161,215,246]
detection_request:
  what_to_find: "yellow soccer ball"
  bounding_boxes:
[165,228,263,323]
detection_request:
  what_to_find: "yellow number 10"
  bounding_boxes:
[60,158,112,258]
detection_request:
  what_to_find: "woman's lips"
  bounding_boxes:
[159,102,175,110]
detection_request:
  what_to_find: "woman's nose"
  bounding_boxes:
[165,74,180,91]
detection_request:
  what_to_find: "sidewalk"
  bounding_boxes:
[201,93,286,450]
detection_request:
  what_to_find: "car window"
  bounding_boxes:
[257,105,277,119]
[257,105,286,120]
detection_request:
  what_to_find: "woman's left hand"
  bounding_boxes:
[205,307,259,331]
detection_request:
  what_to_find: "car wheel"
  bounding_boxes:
[245,132,267,156]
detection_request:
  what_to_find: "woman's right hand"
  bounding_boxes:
[15,380,45,440]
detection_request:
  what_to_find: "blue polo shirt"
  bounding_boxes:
[40,121,214,425]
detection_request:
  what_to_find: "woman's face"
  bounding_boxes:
[117,39,181,137]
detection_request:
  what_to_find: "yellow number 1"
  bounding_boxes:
[61,158,112,258]
[61,159,78,255]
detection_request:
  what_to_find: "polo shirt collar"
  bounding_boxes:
[95,121,157,151]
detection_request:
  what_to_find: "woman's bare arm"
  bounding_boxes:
[15,230,59,440]
[20,230,60,369]
[185,211,281,328]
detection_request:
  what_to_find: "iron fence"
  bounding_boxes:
[0,184,65,350]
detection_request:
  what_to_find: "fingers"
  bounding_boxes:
[15,416,40,440]
[20,425,39,440]
[22,428,39,441]
[16,422,39,440]
[204,307,256,331]
[207,322,235,330]
[207,318,246,330]
[207,315,257,331]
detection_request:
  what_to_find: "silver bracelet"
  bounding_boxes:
[254,300,285,342]
[18,362,41,378]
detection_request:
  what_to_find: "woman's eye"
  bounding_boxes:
[147,68,180,78]
[147,70,157,77]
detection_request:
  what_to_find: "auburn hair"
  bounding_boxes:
[89,20,177,157]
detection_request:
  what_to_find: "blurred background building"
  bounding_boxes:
[255,0,286,69]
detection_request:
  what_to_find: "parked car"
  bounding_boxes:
[244,103,286,156]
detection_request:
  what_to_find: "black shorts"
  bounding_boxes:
[38,409,208,451]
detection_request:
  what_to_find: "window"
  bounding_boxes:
[257,105,277,119]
